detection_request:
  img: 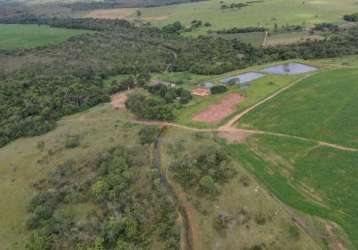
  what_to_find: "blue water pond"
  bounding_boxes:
[262,63,317,75]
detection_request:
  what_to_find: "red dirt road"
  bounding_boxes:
[192,93,245,123]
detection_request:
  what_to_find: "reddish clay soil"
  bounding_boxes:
[217,130,250,143]
[192,93,245,123]
[111,91,130,109]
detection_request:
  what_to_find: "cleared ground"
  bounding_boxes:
[192,93,244,123]
[0,24,88,51]
[238,68,358,148]
[85,0,358,35]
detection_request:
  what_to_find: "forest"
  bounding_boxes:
[1,16,358,147]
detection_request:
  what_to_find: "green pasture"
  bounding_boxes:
[134,0,358,35]
[238,68,358,148]
[224,134,357,249]
[0,24,88,51]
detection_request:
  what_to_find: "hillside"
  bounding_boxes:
[0,1,358,249]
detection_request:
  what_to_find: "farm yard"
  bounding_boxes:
[0,24,88,51]
[173,62,316,128]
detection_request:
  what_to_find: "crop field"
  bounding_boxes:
[238,68,358,148]
[0,24,88,51]
[85,0,358,35]
[224,134,357,249]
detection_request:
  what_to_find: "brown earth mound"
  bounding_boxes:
[193,93,245,123]
[111,91,130,109]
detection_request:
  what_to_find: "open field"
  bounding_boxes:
[224,134,357,249]
[84,0,358,35]
[265,31,324,46]
[161,128,328,250]
[238,68,358,148]
[0,24,88,51]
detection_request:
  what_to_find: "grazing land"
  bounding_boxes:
[224,134,357,249]
[265,31,324,46]
[0,24,88,51]
[160,128,327,250]
[238,68,358,148]
[86,0,358,35]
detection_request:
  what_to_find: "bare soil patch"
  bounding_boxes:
[85,8,136,19]
[217,130,250,143]
[141,15,169,21]
[193,93,245,123]
[325,223,347,250]
[111,91,130,109]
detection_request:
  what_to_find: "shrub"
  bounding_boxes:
[210,85,228,94]
[64,135,80,148]
[138,126,160,145]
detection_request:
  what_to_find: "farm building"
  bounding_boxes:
[191,87,211,96]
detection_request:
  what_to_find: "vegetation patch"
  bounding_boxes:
[0,24,88,51]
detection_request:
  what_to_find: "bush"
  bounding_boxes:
[138,126,161,145]
[125,91,175,120]
[210,85,228,94]
[344,13,358,22]
[64,135,80,148]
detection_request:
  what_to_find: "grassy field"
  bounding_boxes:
[238,68,358,148]
[161,128,328,250]
[0,24,88,51]
[85,0,358,35]
[224,134,357,249]
[0,104,143,249]
[265,31,323,46]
